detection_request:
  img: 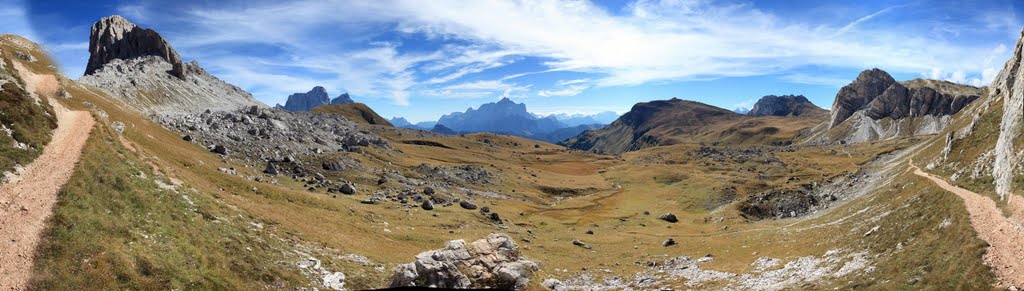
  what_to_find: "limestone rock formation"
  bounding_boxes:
[79,15,265,115]
[85,15,184,79]
[994,28,1024,200]
[863,83,978,120]
[748,95,825,117]
[389,233,538,289]
[283,86,331,112]
[829,69,980,128]
[829,68,898,128]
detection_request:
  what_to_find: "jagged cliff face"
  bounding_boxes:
[283,86,330,111]
[993,28,1024,200]
[85,15,184,79]
[830,68,897,128]
[818,69,982,144]
[79,15,264,115]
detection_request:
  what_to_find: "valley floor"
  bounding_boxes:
[0,97,94,289]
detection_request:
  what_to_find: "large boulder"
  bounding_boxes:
[389,233,538,290]
[85,15,185,79]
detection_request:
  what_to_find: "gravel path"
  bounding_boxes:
[0,98,94,290]
[911,160,1024,288]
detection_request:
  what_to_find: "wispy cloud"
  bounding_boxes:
[105,0,1018,106]
[0,3,37,41]
[830,4,906,38]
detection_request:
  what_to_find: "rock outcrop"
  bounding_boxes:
[79,15,264,115]
[748,95,825,117]
[829,69,898,128]
[283,86,331,112]
[85,15,185,79]
[863,83,978,120]
[994,28,1024,200]
[829,69,980,128]
[390,233,538,290]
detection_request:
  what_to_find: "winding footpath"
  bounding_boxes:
[910,160,1024,288]
[0,98,94,290]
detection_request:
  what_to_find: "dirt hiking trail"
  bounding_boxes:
[0,98,95,290]
[911,160,1024,288]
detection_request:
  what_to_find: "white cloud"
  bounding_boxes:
[538,85,589,97]
[731,98,757,110]
[380,0,1009,87]
[421,80,530,99]
[113,0,1017,106]
[781,73,851,87]
[0,3,37,41]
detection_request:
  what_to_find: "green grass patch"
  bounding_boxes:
[30,124,318,289]
[0,81,56,174]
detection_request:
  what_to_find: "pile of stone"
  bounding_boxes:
[415,163,498,185]
[159,106,389,167]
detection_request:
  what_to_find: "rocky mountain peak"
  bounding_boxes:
[748,94,823,117]
[331,92,354,105]
[85,15,185,79]
[830,68,898,127]
[283,86,331,111]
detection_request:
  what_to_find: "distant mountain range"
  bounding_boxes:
[389,98,618,142]
[545,111,619,126]
[276,86,354,112]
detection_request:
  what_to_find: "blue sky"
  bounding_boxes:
[2,0,1022,122]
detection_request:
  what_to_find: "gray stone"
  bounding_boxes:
[663,238,677,247]
[659,213,678,223]
[340,183,355,195]
[389,233,538,290]
[211,145,228,155]
[264,161,278,175]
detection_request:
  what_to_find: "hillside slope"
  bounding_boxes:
[312,103,393,126]
[563,98,824,154]
[0,35,57,178]
[3,15,1018,290]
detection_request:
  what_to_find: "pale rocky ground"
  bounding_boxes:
[79,56,263,115]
